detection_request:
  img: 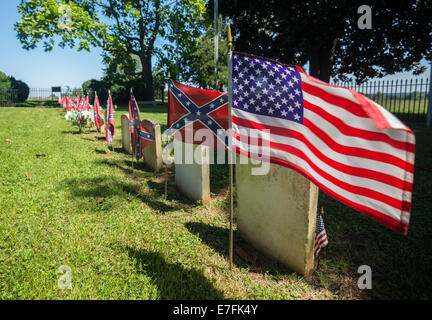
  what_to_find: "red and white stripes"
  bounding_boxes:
[232,67,415,234]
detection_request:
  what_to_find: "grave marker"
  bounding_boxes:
[142,118,163,172]
[235,154,319,276]
[121,114,131,154]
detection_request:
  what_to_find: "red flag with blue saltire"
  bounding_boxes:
[63,97,73,111]
[77,96,85,112]
[105,94,115,144]
[84,95,90,111]
[129,94,154,160]
[93,93,104,131]
[73,95,79,110]
[167,80,229,148]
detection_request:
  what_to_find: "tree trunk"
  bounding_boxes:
[141,55,154,101]
[308,39,337,83]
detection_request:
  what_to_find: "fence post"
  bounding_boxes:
[427,62,432,128]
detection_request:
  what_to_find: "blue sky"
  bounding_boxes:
[0,0,430,89]
[0,0,104,89]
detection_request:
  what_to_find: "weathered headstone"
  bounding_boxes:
[175,141,210,203]
[142,119,163,172]
[235,154,319,276]
[121,114,131,154]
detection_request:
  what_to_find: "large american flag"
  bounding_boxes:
[230,52,415,235]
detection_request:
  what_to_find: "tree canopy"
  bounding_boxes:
[182,21,228,91]
[216,0,432,83]
[15,0,208,100]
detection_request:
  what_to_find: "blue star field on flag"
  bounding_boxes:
[232,53,304,124]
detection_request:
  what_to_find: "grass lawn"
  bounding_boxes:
[0,103,431,299]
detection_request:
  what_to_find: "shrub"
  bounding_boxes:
[10,77,29,102]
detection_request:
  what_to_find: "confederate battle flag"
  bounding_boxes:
[167,80,228,148]
[63,97,73,111]
[105,94,115,144]
[77,96,86,112]
[129,94,154,160]
[73,95,79,110]
[93,93,104,131]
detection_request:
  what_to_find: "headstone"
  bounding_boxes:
[142,119,163,172]
[175,141,210,203]
[121,114,131,154]
[235,154,319,276]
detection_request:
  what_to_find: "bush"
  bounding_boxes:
[82,76,150,105]
[82,79,109,103]
[10,77,29,102]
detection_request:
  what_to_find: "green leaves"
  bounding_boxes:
[15,0,208,100]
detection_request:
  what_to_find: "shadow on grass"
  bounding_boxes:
[95,158,154,177]
[60,175,182,214]
[125,247,224,299]
[94,158,195,210]
[60,130,81,135]
[146,179,195,206]
[184,221,295,276]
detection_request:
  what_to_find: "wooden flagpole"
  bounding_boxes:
[316,207,325,270]
[165,72,171,201]
[108,89,114,152]
[95,90,100,134]
[227,24,234,271]
[131,88,135,169]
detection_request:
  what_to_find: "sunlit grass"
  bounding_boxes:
[0,103,431,299]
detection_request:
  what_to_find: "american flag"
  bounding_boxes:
[230,52,415,235]
[314,211,328,257]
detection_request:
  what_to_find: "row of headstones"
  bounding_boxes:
[121,113,319,276]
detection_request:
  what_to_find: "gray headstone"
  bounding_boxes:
[121,114,132,154]
[175,141,210,203]
[235,154,319,276]
[142,119,163,172]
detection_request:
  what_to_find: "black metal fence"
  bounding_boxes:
[28,88,84,100]
[0,89,18,107]
[333,78,431,123]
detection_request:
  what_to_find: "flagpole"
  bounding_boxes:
[108,89,114,152]
[131,88,135,169]
[227,24,234,271]
[165,72,171,201]
[95,90,100,134]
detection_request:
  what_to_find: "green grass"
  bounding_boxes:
[0,103,431,299]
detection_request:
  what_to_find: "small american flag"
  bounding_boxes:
[230,51,415,234]
[314,211,328,257]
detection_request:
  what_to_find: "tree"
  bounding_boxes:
[10,77,30,102]
[0,71,11,91]
[216,0,432,83]
[15,0,207,100]
[82,79,109,102]
[182,22,228,91]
